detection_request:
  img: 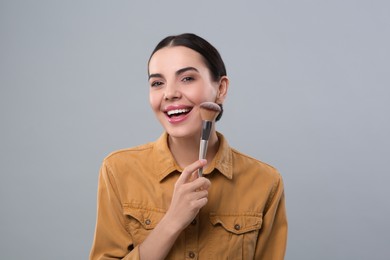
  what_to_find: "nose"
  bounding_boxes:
[164,83,181,100]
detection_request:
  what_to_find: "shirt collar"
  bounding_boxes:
[153,132,233,182]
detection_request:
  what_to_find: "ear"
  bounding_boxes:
[215,76,229,104]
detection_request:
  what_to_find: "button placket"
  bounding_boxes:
[185,215,199,259]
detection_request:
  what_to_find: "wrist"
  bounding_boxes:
[159,212,184,237]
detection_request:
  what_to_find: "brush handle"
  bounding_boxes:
[201,121,212,140]
[198,139,208,177]
[198,120,213,177]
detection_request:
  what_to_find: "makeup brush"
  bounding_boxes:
[198,102,221,177]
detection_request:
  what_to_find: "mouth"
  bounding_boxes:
[166,107,192,118]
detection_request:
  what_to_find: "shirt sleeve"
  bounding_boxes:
[90,161,140,260]
[255,173,288,259]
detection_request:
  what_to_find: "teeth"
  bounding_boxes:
[167,108,190,116]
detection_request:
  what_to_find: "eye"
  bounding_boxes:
[182,76,194,82]
[150,81,163,87]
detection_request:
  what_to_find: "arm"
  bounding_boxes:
[255,174,288,259]
[90,161,140,260]
[90,159,210,260]
[139,159,210,260]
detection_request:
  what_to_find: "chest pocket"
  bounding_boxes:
[123,204,165,245]
[209,212,263,259]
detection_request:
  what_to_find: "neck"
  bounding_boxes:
[168,131,219,169]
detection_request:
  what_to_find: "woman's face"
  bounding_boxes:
[148,46,227,139]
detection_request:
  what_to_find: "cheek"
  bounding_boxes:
[199,86,218,102]
[188,83,218,103]
[149,92,160,111]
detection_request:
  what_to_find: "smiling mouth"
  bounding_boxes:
[166,108,192,118]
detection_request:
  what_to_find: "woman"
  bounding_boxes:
[90,33,287,260]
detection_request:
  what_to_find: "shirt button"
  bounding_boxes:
[234,224,241,230]
[188,251,195,258]
[145,219,151,225]
[191,219,197,225]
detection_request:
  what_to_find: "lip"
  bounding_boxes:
[163,105,193,124]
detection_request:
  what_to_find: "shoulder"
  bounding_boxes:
[106,142,154,160]
[231,147,282,181]
[231,147,278,171]
[217,132,281,181]
[101,141,156,172]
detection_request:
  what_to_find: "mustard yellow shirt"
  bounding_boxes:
[90,132,287,259]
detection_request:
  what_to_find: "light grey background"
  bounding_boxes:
[1,0,389,259]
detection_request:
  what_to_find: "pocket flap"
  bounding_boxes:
[123,204,165,230]
[209,212,263,235]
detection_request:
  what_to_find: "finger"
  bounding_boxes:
[186,188,208,200]
[191,197,208,209]
[191,189,208,200]
[176,159,207,186]
[189,171,198,182]
[191,177,211,191]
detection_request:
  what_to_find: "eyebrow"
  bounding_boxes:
[148,66,199,80]
[148,73,163,80]
[176,66,199,75]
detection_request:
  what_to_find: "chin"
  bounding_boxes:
[167,129,195,139]
[165,126,201,140]
[159,116,201,139]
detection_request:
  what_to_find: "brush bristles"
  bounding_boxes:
[200,102,221,121]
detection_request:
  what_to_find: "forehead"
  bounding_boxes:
[148,46,207,73]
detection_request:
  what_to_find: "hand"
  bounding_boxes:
[165,159,211,232]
